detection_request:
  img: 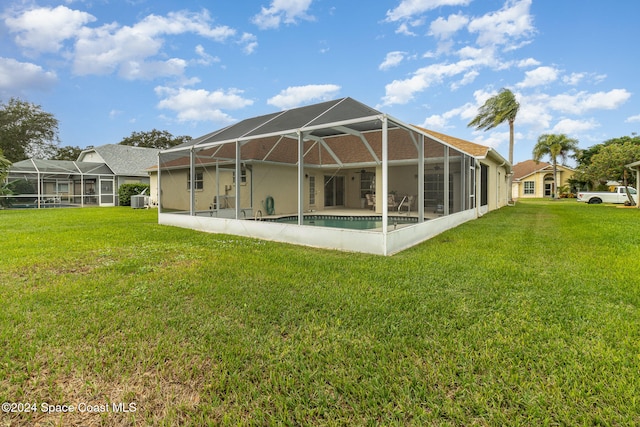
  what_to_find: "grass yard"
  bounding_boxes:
[1,200,639,426]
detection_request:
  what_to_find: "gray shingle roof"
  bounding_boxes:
[79,144,159,176]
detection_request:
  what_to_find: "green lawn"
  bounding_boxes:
[1,201,639,426]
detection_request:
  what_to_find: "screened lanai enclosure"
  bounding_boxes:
[3,159,116,208]
[156,98,507,255]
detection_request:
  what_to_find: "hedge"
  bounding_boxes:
[118,183,150,206]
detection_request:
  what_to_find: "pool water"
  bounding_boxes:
[270,215,418,230]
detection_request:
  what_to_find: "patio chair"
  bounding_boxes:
[387,194,398,211]
[365,193,375,210]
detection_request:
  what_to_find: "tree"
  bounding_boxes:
[0,98,60,162]
[576,135,640,169]
[584,142,640,188]
[468,88,519,202]
[118,129,191,149]
[0,149,12,206]
[532,133,579,198]
[468,88,520,165]
[0,148,10,179]
[52,145,83,161]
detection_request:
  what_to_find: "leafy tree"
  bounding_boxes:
[0,148,10,180]
[468,88,520,165]
[0,149,12,206]
[52,145,83,161]
[584,142,640,188]
[118,129,191,149]
[0,98,60,162]
[576,135,640,168]
[532,133,579,198]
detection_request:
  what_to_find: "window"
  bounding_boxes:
[524,181,535,195]
[187,169,203,190]
[359,171,375,199]
[309,175,316,205]
[232,164,247,185]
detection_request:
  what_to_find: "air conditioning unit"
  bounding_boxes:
[131,195,149,209]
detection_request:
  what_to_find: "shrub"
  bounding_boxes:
[118,183,150,206]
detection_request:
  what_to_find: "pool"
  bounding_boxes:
[267,214,419,230]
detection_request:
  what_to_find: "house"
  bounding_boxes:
[4,144,158,207]
[152,97,511,255]
[511,160,575,199]
[626,160,640,208]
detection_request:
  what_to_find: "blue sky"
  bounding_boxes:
[1,0,639,165]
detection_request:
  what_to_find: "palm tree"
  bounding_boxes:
[468,88,520,165]
[532,133,579,198]
[468,88,519,202]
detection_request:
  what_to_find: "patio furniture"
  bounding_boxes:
[387,194,398,211]
[365,193,375,210]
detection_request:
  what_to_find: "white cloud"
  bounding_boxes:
[562,72,585,86]
[517,58,540,68]
[386,0,472,23]
[4,6,249,80]
[429,13,469,39]
[4,5,95,54]
[267,84,341,109]
[155,86,253,124]
[73,10,236,78]
[450,70,479,90]
[625,115,640,123]
[551,118,599,134]
[194,45,220,66]
[548,89,631,115]
[379,51,407,71]
[239,33,258,54]
[421,102,475,129]
[252,0,314,30]
[0,57,57,93]
[517,66,559,88]
[381,59,476,105]
[471,130,512,150]
[395,22,417,36]
[467,0,534,48]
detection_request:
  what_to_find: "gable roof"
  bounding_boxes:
[512,159,574,180]
[78,144,159,176]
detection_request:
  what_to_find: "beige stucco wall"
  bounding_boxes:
[512,167,574,199]
[479,158,509,211]
[153,158,510,215]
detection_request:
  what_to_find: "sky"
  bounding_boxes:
[1,0,640,165]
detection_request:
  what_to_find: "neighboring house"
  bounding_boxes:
[511,160,575,199]
[626,160,640,208]
[78,144,159,189]
[152,97,511,255]
[4,144,158,208]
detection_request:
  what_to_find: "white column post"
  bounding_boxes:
[298,131,304,225]
[381,116,388,234]
[235,141,241,219]
[189,147,196,216]
[418,134,425,222]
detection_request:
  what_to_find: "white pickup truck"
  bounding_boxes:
[576,186,637,204]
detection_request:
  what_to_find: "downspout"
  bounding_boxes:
[157,153,162,214]
[495,158,513,207]
[475,162,482,217]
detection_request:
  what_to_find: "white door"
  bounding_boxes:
[99,179,115,206]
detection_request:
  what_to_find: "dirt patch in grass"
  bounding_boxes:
[3,356,213,426]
